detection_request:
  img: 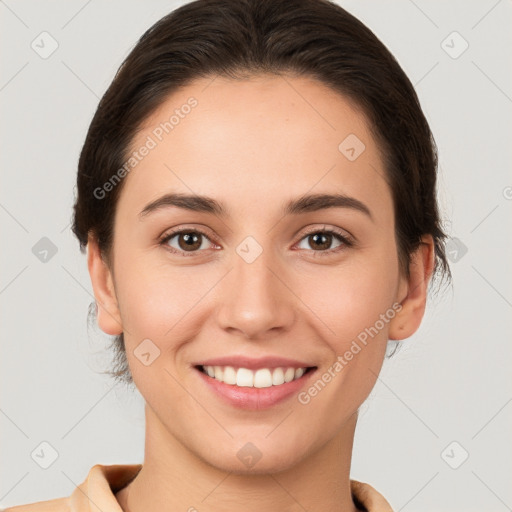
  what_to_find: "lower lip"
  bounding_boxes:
[194,367,316,410]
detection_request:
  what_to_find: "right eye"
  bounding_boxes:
[159,229,217,256]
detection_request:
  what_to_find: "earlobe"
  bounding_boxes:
[87,234,123,336]
[388,235,435,341]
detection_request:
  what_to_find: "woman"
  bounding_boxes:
[7,0,451,510]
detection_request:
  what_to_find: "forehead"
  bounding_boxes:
[118,74,391,222]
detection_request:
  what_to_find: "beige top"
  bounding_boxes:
[4,464,394,512]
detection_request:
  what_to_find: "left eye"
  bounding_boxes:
[296,230,348,252]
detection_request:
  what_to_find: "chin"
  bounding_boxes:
[193,434,313,476]
[208,451,304,476]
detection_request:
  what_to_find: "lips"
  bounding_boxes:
[191,355,317,410]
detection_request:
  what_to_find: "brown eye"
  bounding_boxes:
[308,232,335,250]
[295,228,353,257]
[176,231,203,251]
[160,229,214,255]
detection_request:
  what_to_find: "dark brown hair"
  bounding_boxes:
[72,0,452,385]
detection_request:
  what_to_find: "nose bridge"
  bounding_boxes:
[216,236,294,337]
[236,238,276,297]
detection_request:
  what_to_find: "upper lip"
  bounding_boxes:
[194,355,316,370]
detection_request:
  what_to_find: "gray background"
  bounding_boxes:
[1,0,511,510]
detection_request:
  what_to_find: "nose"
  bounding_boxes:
[216,244,295,339]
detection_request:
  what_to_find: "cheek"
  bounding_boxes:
[117,269,197,397]
[115,257,206,336]
[294,251,398,420]
[114,262,219,384]
[299,244,400,348]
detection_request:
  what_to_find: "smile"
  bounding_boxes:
[194,363,317,410]
[197,365,315,388]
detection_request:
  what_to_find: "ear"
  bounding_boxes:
[388,234,435,340]
[87,233,123,336]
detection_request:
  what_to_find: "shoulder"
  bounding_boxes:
[2,496,70,512]
[350,479,394,512]
[1,463,142,512]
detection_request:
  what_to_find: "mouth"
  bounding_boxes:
[193,364,317,410]
[195,364,316,388]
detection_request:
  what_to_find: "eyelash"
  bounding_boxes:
[158,226,354,258]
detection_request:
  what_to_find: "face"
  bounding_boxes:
[89,73,430,474]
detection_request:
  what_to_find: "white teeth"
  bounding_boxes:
[223,366,237,385]
[272,367,285,385]
[284,367,295,383]
[201,365,309,387]
[253,369,273,388]
[236,368,254,387]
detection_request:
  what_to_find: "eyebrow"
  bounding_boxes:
[139,192,373,221]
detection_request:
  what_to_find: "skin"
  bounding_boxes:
[88,73,435,512]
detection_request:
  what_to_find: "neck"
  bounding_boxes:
[117,404,360,512]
